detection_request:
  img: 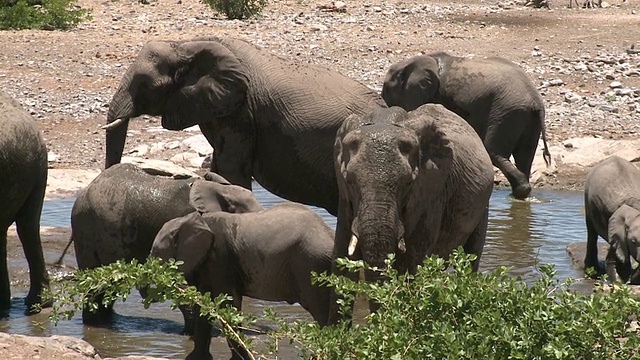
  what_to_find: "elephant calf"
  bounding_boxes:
[150,203,335,360]
[382,52,551,199]
[69,163,262,327]
[584,155,640,283]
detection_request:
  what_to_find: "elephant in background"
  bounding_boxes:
[0,91,50,314]
[584,155,640,284]
[105,37,387,216]
[381,52,551,199]
[69,163,262,327]
[151,203,334,360]
[329,104,494,324]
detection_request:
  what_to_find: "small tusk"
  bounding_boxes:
[348,234,359,257]
[397,238,406,254]
[102,118,126,131]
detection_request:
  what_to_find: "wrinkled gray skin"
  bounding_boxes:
[105,37,386,216]
[70,163,262,328]
[151,204,334,360]
[0,91,49,314]
[584,155,640,284]
[381,53,551,199]
[330,104,494,324]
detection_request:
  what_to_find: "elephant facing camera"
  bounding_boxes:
[584,155,640,284]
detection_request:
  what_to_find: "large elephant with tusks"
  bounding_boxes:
[104,37,386,216]
[329,104,494,324]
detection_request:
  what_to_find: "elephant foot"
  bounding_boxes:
[512,183,532,200]
[186,350,213,360]
[82,305,115,325]
[25,290,53,315]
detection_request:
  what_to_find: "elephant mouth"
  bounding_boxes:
[347,233,406,257]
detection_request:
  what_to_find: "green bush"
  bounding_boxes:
[47,250,640,359]
[202,0,267,20]
[0,0,90,30]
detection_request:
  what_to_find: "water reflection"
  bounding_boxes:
[13,185,589,359]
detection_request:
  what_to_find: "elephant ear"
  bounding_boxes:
[204,171,232,185]
[190,179,263,213]
[382,56,440,111]
[151,212,213,278]
[162,40,249,130]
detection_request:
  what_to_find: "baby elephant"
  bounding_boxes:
[382,52,551,199]
[151,203,335,360]
[69,163,263,326]
[584,155,640,283]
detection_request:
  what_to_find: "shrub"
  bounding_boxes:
[47,250,640,359]
[0,0,90,30]
[202,0,267,20]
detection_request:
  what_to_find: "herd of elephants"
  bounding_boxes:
[1,36,640,359]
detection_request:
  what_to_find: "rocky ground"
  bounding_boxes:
[1,0,640,358]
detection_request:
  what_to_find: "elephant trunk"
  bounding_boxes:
[353,200,405,271]
[104,87,134,168]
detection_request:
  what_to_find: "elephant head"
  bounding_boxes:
[381,55,440,112]
[335,106,451,278]
[105,39,249,168]
[607,204,640,283]
[151,212,213,279]
[189,177,263,214]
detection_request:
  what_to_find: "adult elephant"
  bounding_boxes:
[151,203,334,359]
[104,37,386,216]
[69,163,263,328]
[0,91,50,314]
[584,156,640,284]
[329,104,494,324]
[381,52,551,199]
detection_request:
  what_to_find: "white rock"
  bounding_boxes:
[181,135,212,156]
[47,152,59,163]
[129,144,149,157]
[609,81,623,88]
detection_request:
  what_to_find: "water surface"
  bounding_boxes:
[2,185,589,359]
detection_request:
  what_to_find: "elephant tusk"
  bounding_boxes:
[398,238,406,254]
[102,118,127,131]
[348,234,359,257]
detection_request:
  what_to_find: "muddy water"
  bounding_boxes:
[0,185,589,359]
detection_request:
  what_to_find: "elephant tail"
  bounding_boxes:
[537,108,551,167]
[54,235,74,267]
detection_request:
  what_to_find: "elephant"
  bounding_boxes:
[584,155,640,284]
[329,104,494,324]
[104,37,387,216]
[150,203,335,360]
[381,52,551,200]
[68,163,263,327]
[0,91,50,314]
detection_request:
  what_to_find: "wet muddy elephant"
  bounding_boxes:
[584,155,640,284]
[151,203,334,360]
[329,104,494,324]
[69,163,262,327]
[0,91,50,314]
[105,37,386,216]
[381,52,551,199]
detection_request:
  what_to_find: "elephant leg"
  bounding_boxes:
[179,304,196,335]
[0,226,10,311]
[227,293,251,360]
[463,208,489,272]
[82,292,115,324]
[327,218,358,325]
[605,245,621,282]
[187,305,214,360]
[198,122,253,190]
[485,114,530,199]
[14,177,50,314]
[584,215,603,276]
[512,123,542,186]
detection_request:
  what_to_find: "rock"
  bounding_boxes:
[46,168,101,200]
[181,135,212,156]
[566,242,608,271]
[0,332,98,359]
[121,157,199,179]
[128,144,149,157]
[609,81,623,88]
[48,151,60,163]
